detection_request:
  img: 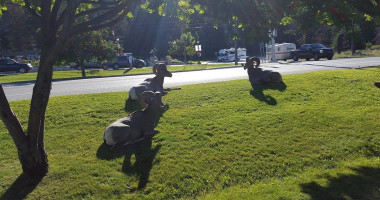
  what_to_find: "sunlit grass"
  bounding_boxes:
[0,64,234,84]
[0,67,379,199]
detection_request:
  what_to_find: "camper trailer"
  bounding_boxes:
[266,43,296,61]
[217,48,247,62]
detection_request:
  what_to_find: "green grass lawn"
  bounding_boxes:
[0,67,379,199]
[0,63,233,84]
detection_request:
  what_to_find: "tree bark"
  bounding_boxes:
[0,0,138,177]
[0,85,48,176]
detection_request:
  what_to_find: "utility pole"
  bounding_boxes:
[351,19,355,55]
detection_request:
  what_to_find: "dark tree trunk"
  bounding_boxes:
[0,85,48,177]
[80,60,86,78]
[0,0,137,177]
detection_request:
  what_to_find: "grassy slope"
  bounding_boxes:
[0,64,232,84]
[0,67,379,199]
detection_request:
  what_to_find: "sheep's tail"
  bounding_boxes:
[129,87,138,100]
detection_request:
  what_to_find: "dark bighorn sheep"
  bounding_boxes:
[104,91,166,148]
[242,57,283,84]
[129,64,172,106]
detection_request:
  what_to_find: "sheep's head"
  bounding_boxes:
[243,57,260,70]
[139,91,166,111]
[153,64,172,77]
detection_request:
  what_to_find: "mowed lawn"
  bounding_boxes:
[0,67,379,199]
[0,63,232,84]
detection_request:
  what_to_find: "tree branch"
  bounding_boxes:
[71,0,137,34]
[74,6,113,19]
[24,0,42,19]
[51,0,64,24]
[0,84,28,149]
[73,10,128,35]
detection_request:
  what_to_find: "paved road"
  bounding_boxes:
[3,57,380,101]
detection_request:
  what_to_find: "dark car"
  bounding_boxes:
[113,54,146,69]
[290,44,334,61]
[0,58,33,73]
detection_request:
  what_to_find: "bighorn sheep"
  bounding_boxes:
[129,64,172,105]
[104,91,166,148]
[242,57,283,84]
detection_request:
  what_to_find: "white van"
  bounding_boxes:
[266,43,296,61]
[217,48,247,62]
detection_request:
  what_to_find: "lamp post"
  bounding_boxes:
[268,28,277,62]
[195,42,202,64]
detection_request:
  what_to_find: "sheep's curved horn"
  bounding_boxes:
[138,91,155,108]
[153,64,158,75]
[252,57,260,67]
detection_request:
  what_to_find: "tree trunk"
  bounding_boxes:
[80,60,86,78]
[0,85,48,177]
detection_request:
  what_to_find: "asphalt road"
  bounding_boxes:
[3,57,380,101]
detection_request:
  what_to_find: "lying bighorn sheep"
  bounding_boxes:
[242,57,283,84]
[129,64,172,105]
[104,91,166,148]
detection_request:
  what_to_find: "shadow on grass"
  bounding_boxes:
[0,174,43,200]
[250,82,287,105]
[300,167,380,200]
[123,68,132,74]
[122,139,161,189]
[124,98,142,113]
[96,139,161,190]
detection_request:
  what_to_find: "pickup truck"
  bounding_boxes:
[290,44,334,61]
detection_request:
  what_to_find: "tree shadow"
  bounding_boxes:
[0,173,43,200]
[123,68,132,74]
[124,98,142,113]
[249,82,287,105]
[300,167,380,200]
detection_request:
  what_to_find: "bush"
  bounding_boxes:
[21,59,40,67]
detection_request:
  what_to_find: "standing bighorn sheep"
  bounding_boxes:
[104,91,166,148]
[129,64,172,106]
[242,57,283,84]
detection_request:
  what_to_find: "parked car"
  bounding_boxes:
[290,44,334,61]
[0,58,33,73]
[113,54,146,69]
